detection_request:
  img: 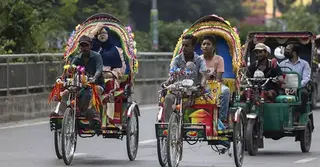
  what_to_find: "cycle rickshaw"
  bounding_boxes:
[155,14,246,167]
[48,13,140,165]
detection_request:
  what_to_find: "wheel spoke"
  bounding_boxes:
[62,108,76,164]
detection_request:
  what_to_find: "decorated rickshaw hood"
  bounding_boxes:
[63,13,138,75]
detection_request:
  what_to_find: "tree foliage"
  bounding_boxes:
[0,0,130,54]
[280,6,319,33]
[1,0,319,54]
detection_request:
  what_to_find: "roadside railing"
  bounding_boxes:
[0,52,173,97]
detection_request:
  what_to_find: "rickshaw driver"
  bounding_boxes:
[243,43,283,102]
[50,35,105,120]
[279,44,311,123]
[200,35,230,128]
[162,34,207,121]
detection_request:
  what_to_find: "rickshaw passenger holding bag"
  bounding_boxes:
[200,35,230,128]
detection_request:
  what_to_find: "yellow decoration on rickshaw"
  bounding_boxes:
[195,80,222,105]
[75,24,82,31]
[63,64,71,69]
[225,20,231,26]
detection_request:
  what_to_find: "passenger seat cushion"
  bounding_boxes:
[275,95,297,103]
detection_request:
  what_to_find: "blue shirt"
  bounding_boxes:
[170,52,207,84]
[279,58,311,87]
[71,51,104,87]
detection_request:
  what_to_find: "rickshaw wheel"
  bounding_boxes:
[233,113,245,167]
[157,137,168,167]
[54,130,62,159]
[300,118,312,153]
[167,112,181,167]
[126,107,139,161]
[61,107,77,165]
[246,119,258,156]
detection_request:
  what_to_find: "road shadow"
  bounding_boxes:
[71,158,142,166]
[246,150,313,157]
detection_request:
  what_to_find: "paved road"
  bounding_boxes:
[0,104,319,167]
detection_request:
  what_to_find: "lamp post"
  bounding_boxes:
[151,0,158,51]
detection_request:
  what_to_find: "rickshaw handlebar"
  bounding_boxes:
[246,77,278,88]
[159,82,200,93]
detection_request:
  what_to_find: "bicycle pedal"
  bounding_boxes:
[220,148,227,154]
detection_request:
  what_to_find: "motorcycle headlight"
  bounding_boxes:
[253,70,265,78]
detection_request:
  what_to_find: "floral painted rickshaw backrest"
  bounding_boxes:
[64,13,138,80]
[172,14,243,92]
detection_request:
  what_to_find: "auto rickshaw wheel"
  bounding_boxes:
[54,130,62,159]
[157,137,168,167]
[246,119,259,156]
[300,118,312,153]
[233,112,245,167]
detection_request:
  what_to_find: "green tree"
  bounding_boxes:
[156,20,191,52]
[133,31,152,52]
[0,0,130,54]
[280,6,319,33]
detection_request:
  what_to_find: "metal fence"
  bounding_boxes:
[0,52,173,96]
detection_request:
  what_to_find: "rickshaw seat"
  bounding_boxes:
[275,95,297,103]
[104,78,126,97]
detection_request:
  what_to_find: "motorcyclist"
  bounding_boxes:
[242,43,283,102]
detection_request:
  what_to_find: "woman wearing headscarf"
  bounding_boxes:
[88,23,126,89]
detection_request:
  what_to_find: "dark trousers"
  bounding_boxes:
[299,88,309,113]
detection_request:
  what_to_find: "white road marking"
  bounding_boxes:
[73,139,157,157]
[0,105,158,130]
[0,121,48,130]
[294,157,318,163]
[139,139,157,144]
[74,153,87,157]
